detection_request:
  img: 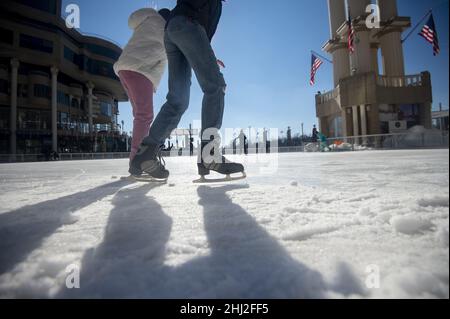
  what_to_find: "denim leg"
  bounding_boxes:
[167,16,227,140]
[144,32,192,145]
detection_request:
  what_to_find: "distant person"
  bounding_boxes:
[189,137,194,157]
[312,125,319,141]
[238,129,247,155]
[114,7,171,170]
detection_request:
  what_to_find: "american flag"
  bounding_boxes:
[310,54,323,86]
[419,14,440,56]
[348,12,355,54]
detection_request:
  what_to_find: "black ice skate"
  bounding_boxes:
[194,141,246,184]
[128,143,169,182]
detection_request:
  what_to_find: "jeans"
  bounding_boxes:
[143,15,226,146]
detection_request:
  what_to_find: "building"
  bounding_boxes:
[432,107,449,132]
[316,0,433,139]
[0,0,128,157]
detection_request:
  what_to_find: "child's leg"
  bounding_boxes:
[118,70,154,161]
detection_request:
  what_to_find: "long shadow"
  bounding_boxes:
[57,184,338,298]
[58,182,171,298]
[0,180,132,275]
[176,185,328,298]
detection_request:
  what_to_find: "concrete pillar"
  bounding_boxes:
[328,0,346,37]
[378,0,398,21]
[319,117,329,137]
[86,82,94,133]
[328,0,350,86]
[348,0,372,75]
[344,108,354,137]
[378,0,405,76]
[352,105,360,136]
[51,66,58,152]
[10,59,19,156]
[420,102,432,129]
[380,31,405,76]
[332,47,351,86]
[360,105,367,136]
[348,0,371,17]
[371,45,380,74]
[360,104,368,144]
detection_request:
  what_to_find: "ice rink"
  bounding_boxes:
[0,149,448,298]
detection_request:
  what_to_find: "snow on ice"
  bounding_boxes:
[0,149,448,298]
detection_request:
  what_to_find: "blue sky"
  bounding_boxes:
[61,0,449,139]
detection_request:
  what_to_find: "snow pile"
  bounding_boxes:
[384,126,447,149]
[390,215,433,235]
[304,143,319,152]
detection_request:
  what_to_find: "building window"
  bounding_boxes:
[17,109,50,130]
[18,84,28,98]
[100,101,113,117]
[0,27,14,45]
[71,98,80,109]
[57,91,71,106]
[34,84,51,99]
[86,58,116,79]
[0,79,10,95]
[20,34,53,54]
[399,104,420,128]
[12,0,57,15]
[58,112,69,130]
[0,108,9,129]
[85,43,120,60]
[64,46,85,70]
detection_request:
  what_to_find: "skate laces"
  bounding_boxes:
[157,148,166,169]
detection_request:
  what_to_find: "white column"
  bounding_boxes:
[348,0,372,75]
[352,105,360,136]
[360,104,368,144]
[328,0,346,36]
[380,32,405,76]
[10,59,19,156]
[328,0,350,86]
[51,67,58,152]
[377,0,405,76]
[86,82,94,133]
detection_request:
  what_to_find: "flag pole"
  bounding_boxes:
[311,50,332,64]
[402,9,432,44]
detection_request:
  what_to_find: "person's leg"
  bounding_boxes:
[143,32,192,146]
[164,16,226,140]
[118,70,154,161]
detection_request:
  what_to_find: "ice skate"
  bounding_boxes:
[129,143,170,182]
[194,141,246,184]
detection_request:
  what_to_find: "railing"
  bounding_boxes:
[376,74,423,88]
[323,131,449,151]
[317,86,339,104]
[0,152,130,163]
[1,132,448,163]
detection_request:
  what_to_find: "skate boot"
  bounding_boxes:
[129,143,169,182]
[194,141,246,183]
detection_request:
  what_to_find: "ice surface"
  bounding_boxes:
[0,149,448,298]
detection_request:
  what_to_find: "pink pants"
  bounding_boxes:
[118,70,154,161]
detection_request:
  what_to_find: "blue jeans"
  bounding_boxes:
[144,15,226,146]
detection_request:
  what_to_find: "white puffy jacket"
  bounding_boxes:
[114,8,167,92]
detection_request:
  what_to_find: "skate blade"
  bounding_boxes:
[193,172,247,184]
[121,175,167,183]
